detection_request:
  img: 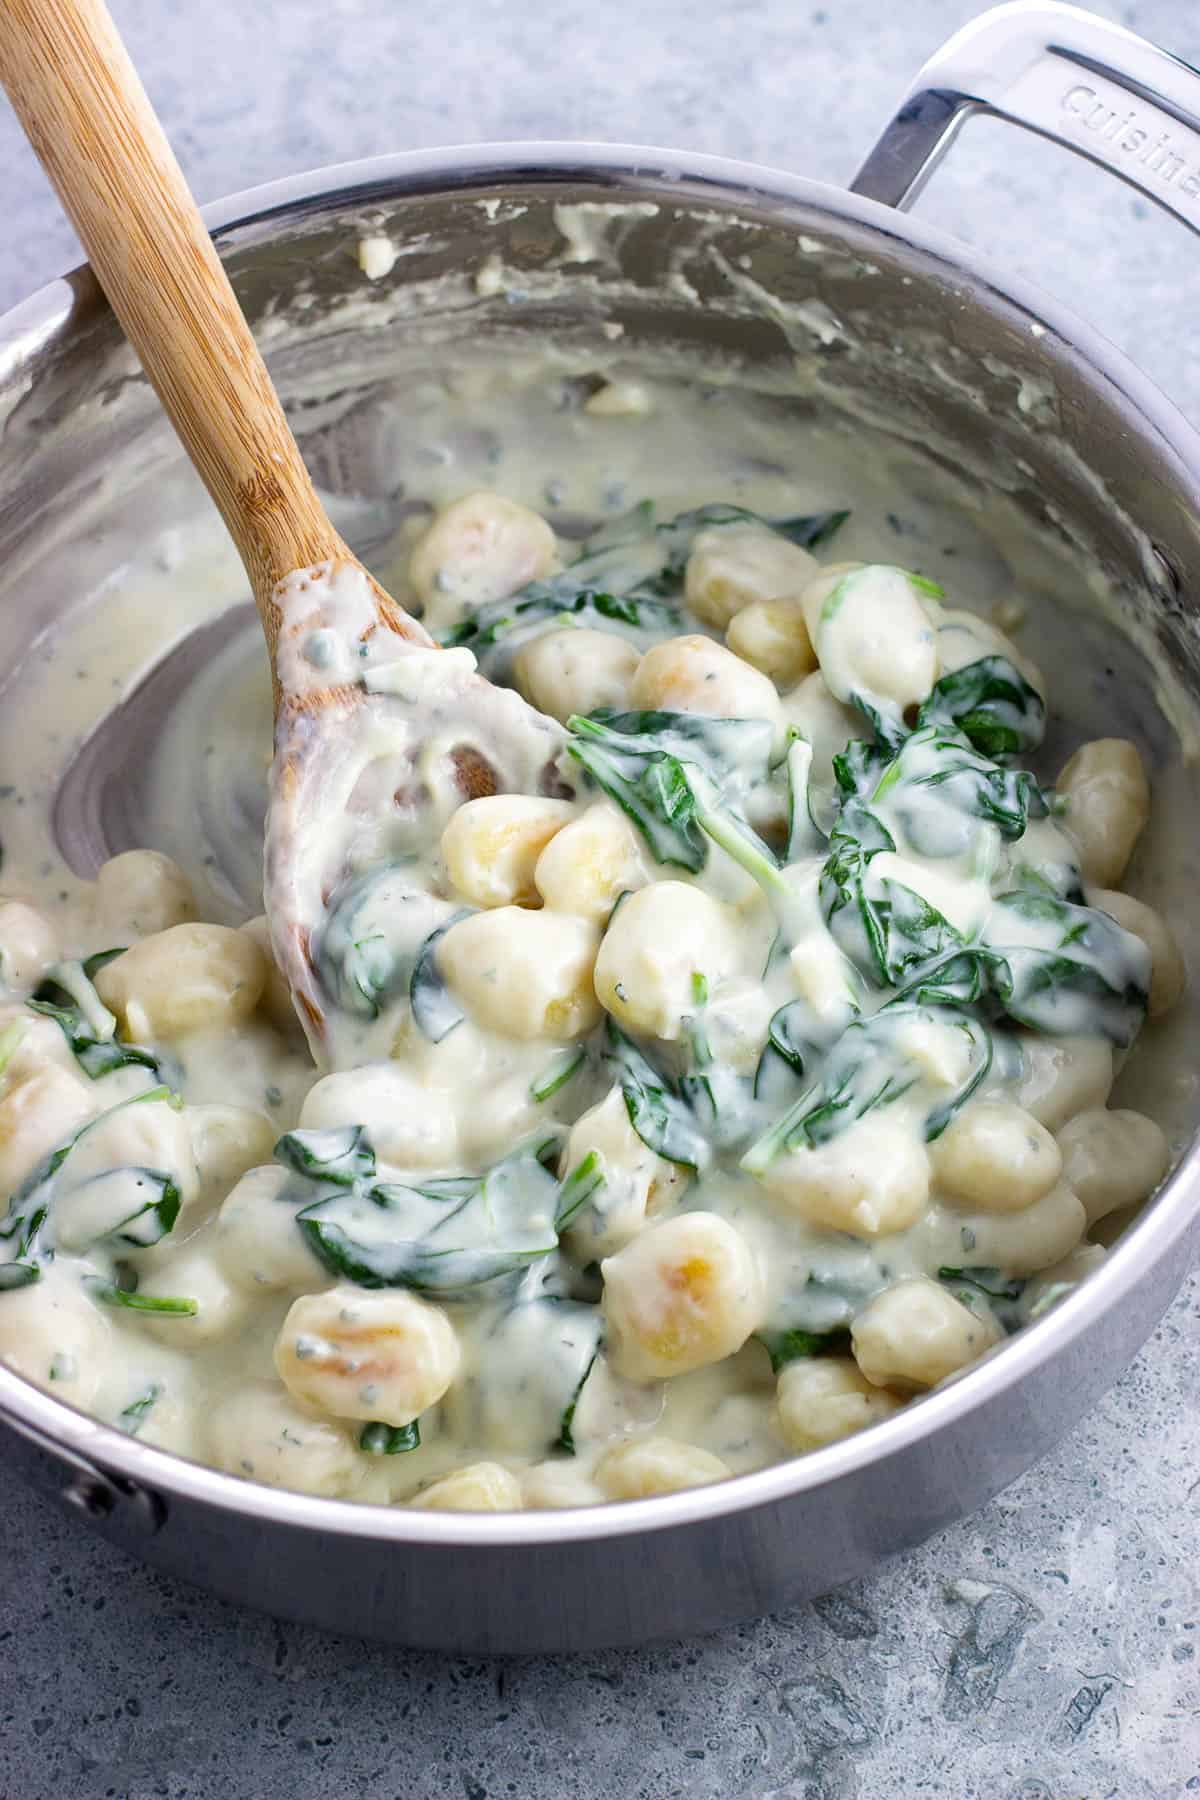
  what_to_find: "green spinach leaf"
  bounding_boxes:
[360,1419,421,1454]
[315,865,425,1020]
[603,1019,712,1171]
[918,655,1045,756]
[119,1382,162,1436]
[554,1151,607,1232]
[819,797,965,988]
[88,1281,198,1316]
[530,1047,586,1104]
[566,713,708,871]
[0,1084,181,1280]
[744,1002,991,1171]
[871,724,1047,851]
[29,957,160,1082]
[756,1325,851,1373]
[275,1125,378,1188]
[294,1140,560,1295]
[442,579,684,662]
[983,891,1150,1046]
[409,912,471,1043]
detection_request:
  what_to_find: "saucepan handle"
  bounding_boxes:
[850,0,1200,236]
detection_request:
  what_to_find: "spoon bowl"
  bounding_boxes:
[0,0,560,1056]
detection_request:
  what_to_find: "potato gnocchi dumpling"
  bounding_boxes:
[685,521,818,629]
[533,802,646,920]
[0,1262,110,1406]
[407,491,558,626]
[514,627,640,723]
[215,1165,330,1292]
[851,1279,1002,1392]
[207,1383,362,1497]
[1056,1109,1169,1226]
[930,1100,1062,1214]
[275,1286,461,1427]
[95,922,266,1040]
[0,1063,96,1198]
[0,899,59,993]
[760,1111,931,1237]
[1089,888,1185,1018]
[438,906,602,1039]
[440,794,575,909]
[602,1212,764,1381]
[0,467,1182,1511]
[726,597,818,686]
[593,881,740,1042]
[1057,738,1150,887]
[595,1435,731,1498]
[774,1357,903,1451]
[96,849,197,938]
[300,1064,459,1169]
[630,635,784,742]
[411,1461,524,1512]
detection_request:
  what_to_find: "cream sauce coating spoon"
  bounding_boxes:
[0,0,567,1060]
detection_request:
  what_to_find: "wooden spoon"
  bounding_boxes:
[0,0,533,1052]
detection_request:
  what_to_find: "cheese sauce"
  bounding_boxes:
[0,357,1190,1510]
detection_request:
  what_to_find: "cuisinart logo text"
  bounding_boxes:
[1061,83,1200,198]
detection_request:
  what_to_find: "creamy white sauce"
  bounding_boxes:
[0,356,1192,1511]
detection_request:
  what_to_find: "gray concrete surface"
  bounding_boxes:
[0,1,1198,1795]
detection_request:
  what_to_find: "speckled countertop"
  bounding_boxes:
[1,2,1199,1795]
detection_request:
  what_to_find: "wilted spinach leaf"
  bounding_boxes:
[294,1140,560,1295]
[744,1002,991,1171]
[29,956,160,1082]
[918,655,1046,757]
[603,1019,712,1171]
[756,1325,851,1373]
[983,890,1150,1046]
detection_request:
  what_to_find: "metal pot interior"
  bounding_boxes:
[1,159,1199,1501]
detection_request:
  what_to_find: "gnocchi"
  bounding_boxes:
[759,1111,931,1237]
[300,1064,459,1168]
[852,1278,1002,1392]
[207,1383,361,1497]
[0,1263,109,1406]
[560,1085,677,1259]
[726,597,817,685]
[629,635,784,743]
[533,802,646,920]
[593,881,740,1041]
[685,522,818,629]
[438,907,602,1040]
[96,849,196,937]
[801,563,939,714]
[95,923,266,1040]
[215,1165,329,1292]
[775,1358,903,1451]
[514,627,639,723]
[407,491,558,628]
[595,1436,731,1498]
[274,1286,461,1426]
[602,1212,764,1381]
[0,419,1182,1516]
[411,1462,523,1511]
[0,899,59,993]
[441,793,575,908]
[930,1101,1062,1213]
[1057,738,1150,886]
[0,1064,95,1198]
[1090,888,1185,1018]
[1056,1109,1169,1226]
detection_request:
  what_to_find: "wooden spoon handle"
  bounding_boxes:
[0,0,346,619]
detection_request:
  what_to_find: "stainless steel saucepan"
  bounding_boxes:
[1,2,1198,1651]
